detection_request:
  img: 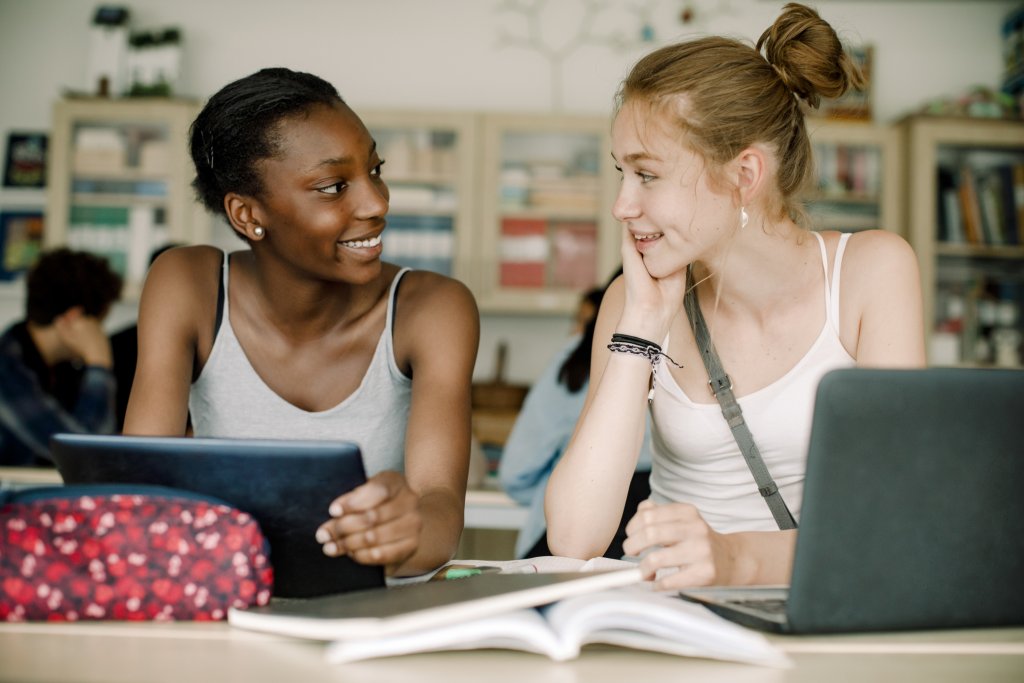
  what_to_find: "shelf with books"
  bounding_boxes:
[361,111,477,283]
[805,119,902,235]
[478,114,619,314]
[45,97,205,298]
[902,115,1024,368]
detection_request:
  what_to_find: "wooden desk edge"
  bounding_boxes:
[0,619,1021,654]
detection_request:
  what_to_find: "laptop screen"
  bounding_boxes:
[789,367,1024,632]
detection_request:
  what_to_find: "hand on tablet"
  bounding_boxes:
[316,471,422,574]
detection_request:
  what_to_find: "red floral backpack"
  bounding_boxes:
[0,484,273,621]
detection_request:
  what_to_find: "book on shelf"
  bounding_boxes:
[499,217,548,287]
[977,170,1004,245]
[957,166,985,245]
[937,166,965,243]
[813,143,881,199]
[228,556,787,667]
[1006,163,1023,245]
[947,163,1024,247]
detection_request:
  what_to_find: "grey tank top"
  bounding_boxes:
[189,253,412,477]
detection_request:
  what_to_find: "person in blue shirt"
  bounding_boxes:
[0,248,123,466]
[500,280,652,559]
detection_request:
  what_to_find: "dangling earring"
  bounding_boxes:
[740,206,749,230]
[253,226,265,238]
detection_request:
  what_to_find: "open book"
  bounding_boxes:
[229,556,785,666]
[326,586,788,666]
[228,565,644,640]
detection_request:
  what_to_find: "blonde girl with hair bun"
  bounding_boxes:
[546,3,925,589]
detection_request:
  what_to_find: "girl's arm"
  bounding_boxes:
[123,247,219,436]
[544,277,654,559]
[842,230,927,368]
[329,272,479,576]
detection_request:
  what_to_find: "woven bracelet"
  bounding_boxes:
[607,333,684,369]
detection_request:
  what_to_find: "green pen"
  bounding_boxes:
[436,565,502,580]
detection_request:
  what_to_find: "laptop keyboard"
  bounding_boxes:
[729,598,788,615]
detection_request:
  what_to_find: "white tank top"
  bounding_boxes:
[189,254,412,477]
[648,232,855,531]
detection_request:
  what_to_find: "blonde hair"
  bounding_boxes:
[615,3,865,228]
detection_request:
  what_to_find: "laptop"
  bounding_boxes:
[681,367,1024,634]
[50,434,385,599]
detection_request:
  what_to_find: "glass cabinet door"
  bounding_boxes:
[930,143,1024,367]
[361,111,478,287]
[46,98,201,298]
[904,116,1024,369]
[806,120,902,235]
[478,114,619,314]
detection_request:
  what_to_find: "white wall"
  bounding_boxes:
[0,0,1017,381]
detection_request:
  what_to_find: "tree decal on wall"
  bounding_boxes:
[494,0,738,110]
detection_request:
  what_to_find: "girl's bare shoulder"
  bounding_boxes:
[840,229,921,303]
[140,245,227,314]
[394,268,477,316]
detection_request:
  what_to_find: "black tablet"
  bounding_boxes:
[50,434,384,598]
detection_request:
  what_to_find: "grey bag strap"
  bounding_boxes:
[682,268,797,530]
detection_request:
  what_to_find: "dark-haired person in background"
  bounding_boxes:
[499,275,652,559]
[123,68,479,578]
[0,248,123,466]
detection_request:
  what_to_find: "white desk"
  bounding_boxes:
[464,488,527,530]
[3,468,1023,680]
[0,620,1021,682]
[0,465,61,487]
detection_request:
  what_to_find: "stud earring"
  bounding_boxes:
[740,206,749,230]
[253,226,265,238]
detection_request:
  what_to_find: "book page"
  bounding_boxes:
[325,587,787,666]
[326,608,576,663]
[543,587,789,667]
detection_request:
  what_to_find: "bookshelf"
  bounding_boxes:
[902,116,1024,368]
[360,110,478,287]
[476,114,620,314]
[45,98,206,298]
[805,119,902,235]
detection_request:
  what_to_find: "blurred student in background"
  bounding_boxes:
[499,275,652,559]
[0,248,123,465]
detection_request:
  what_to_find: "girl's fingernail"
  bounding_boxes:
[329,503,342,517]
[323,542,337,556]
[316,528,330,544]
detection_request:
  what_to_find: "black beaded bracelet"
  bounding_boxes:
[607,333,684,369]
[610,333,662,351]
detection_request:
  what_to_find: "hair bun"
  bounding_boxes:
[756,2,865,109]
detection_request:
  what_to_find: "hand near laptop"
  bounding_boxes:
[622,501,796,589]
[316,471,423,574]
